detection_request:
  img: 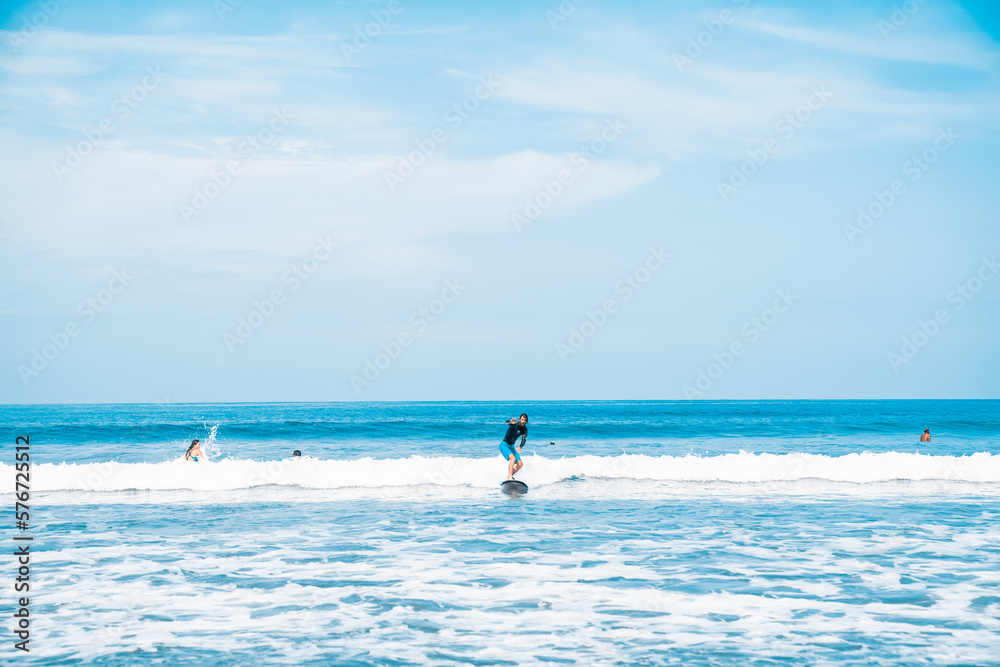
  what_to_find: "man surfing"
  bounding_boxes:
[500,413,529,480]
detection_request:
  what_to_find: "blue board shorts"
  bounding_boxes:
[499,441,521,462]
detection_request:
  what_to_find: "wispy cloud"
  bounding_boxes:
[741,18,999,70]
[0,28,350,68]
[144,12,195,30]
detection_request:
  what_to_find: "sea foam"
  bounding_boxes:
[5,451,1000,493]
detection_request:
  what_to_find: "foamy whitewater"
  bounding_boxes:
[10,451,1000,494]
[4,400,999,665]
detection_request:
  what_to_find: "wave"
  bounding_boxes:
[5,452,1000,493]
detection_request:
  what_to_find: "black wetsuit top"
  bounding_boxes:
[503,422,528,447]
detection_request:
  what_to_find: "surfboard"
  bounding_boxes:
[500,479,528,495]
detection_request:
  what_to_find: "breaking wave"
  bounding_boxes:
[5,451,1000,493]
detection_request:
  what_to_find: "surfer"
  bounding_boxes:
[920,429,931,442]
[501,414,529,480]
[185,439,203,462]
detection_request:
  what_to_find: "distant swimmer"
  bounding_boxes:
[185,439,203,462]
[292,450,301,458]
[500,413,529,481]
[920,429,931,442]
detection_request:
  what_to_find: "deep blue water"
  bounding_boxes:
[3,400,997,463]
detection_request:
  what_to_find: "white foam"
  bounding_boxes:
[5,451,1000,494]
[30,501,1000,664]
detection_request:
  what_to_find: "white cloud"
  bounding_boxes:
[0,129,658,261]
[741,18,999,70]
[494,55,999,157]
[2,28,350,72]
[0,55,106,76]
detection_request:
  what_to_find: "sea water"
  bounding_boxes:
[2,400,999,665]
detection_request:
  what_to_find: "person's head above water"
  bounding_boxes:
[186,439,200,453]
[924,429,930,433]
[519,413,528,425]
[293,450,301,457]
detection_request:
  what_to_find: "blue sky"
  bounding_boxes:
[1,0,998,403]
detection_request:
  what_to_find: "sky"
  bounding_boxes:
[1,0,998,403]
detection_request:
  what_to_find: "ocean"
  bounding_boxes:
[3,400,999,665]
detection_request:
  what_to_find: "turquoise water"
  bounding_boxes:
[3,401,999,664]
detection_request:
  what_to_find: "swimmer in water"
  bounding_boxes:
[292,450,301,458]
[185,439,203,462]
[920,429,931,442]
